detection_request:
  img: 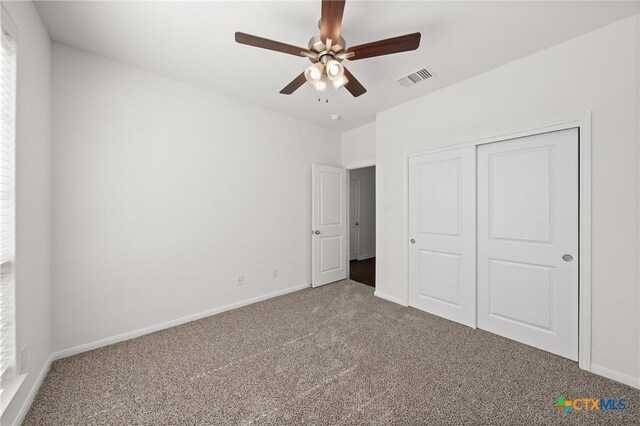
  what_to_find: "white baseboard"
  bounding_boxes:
[357,253,376,261]
[13,284,311,424]
[590,363,640,389]
[52,283,311,361]
[374,291,408,307]
[14,354,54,426]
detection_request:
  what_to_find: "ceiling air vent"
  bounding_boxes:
[397,67,435,87]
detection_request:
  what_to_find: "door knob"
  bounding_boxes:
[355,222,360,226]
[410,239,415,244]
[562,254,573,262]
[314,230,321,235]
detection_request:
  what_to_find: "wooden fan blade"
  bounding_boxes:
[320,0,346,45]
[280,72,307,95]
[235,32,311,57]
[346,32,421,60]
[343,68,366,97]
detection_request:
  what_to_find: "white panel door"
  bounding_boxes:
[312,164,347,287]
[408,147,476,328]
[477,128,579,360]
[349,178,360,261]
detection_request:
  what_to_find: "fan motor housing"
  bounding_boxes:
[308,34,346,63]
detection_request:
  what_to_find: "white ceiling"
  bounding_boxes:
[35,1,638,131]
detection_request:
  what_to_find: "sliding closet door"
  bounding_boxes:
[477,128,579,360]
[408,147,476,328]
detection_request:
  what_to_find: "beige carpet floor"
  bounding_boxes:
[24,280,639,425]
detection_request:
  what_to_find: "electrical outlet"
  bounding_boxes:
[20,345,27,373]
[272,268,279,278]
[237,275,244,286]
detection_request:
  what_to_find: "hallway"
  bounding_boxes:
[349,258,375,288]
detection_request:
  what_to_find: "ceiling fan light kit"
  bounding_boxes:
[326,59,344,80]
[235,0,421,98]
[301,36,348,92]
[332,75,348,90]
[313,78,328,92]
[304,62,325,83]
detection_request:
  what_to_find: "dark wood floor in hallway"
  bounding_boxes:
[350,257,375,287]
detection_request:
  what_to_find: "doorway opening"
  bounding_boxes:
[348,165,376,288]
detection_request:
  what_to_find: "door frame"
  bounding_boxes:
[402,113,592,371]
[349,178,361,261]
[346,163,375,279]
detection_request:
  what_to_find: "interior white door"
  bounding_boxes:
[312,164,347,287]
[408,147,476,328]
[349,178,360,261]
[477,128,579,361]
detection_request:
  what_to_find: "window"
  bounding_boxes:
[0,8,17,381]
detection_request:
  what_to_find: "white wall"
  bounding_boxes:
[341,122,375,169]
[0,2,52,425]
[51,43,341,353]
[376,15,640,385]
[349,166,375,259]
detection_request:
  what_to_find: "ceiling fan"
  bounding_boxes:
[235,0,421,98]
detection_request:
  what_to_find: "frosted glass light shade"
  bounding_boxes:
[314,78,328,92]
[332,75,348,89]
[304,63,324,83]
[325,60,344,81]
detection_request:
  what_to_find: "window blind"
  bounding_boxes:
[0,21,17,379]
